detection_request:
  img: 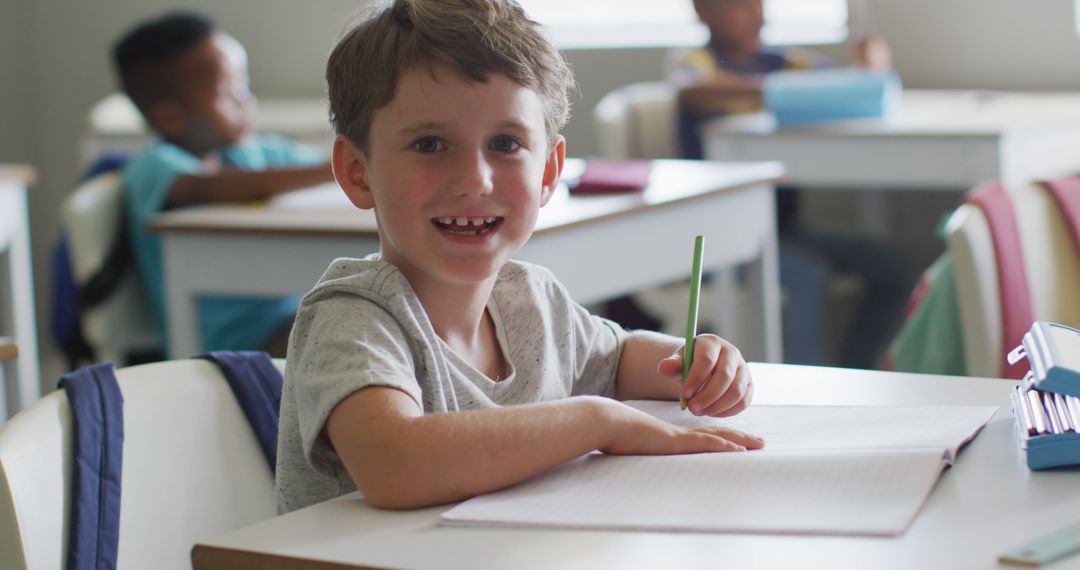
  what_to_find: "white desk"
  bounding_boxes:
[704,89,1080,189]
[0,166,40,419]
[151,159,783,362]
[190,363,1073,570]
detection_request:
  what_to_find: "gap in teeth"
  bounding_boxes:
[437,216,496,227]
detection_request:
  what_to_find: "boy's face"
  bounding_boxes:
[157,32,256,155]
[695,0,764,54]
[333,65,564,291]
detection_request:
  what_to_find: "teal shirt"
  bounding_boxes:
[123,134,324,353]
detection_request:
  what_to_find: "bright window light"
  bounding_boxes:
[517,0,849,50]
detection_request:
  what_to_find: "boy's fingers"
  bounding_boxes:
[701,364,753,417]
[682,337,722,402]
[657,354,683,378]
[708,426,764,450]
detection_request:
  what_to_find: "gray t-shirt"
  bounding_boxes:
[276,256,627,513]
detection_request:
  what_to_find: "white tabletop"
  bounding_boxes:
[191,364,1078,570]
[704,89,1080,188]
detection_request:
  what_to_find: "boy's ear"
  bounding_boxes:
[539,135,566,207]
[332,134,376,210]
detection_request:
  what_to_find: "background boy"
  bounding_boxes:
[669,0,910,368]
[276,0,763,514]
[113,12,334,354]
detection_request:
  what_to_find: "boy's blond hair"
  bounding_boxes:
[326,0,574,153]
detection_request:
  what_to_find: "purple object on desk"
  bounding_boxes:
[570,159,652,195]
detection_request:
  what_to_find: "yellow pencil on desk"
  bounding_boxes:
[681,235,705,411]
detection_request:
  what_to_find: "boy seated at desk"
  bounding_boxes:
[113,12,334,354]
[667,0,911,369]
[275,0,764,513]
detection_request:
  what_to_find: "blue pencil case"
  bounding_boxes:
[762,68,901,126]
[1008,321,1080,470]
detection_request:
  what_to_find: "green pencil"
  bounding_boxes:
[681,235,705,411]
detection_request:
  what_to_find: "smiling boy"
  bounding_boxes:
[276,0,763,514]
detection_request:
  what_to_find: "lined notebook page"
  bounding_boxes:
[442,449,945,536]
[628,401,998,460]
[440,403,998,536]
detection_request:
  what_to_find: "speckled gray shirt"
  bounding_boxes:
[275,256,627,514]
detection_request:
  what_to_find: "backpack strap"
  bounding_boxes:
[58,362,124,570]
[963,182,1033,379]
[198,351,283,472]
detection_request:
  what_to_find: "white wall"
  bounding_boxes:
[2,0,1080,384]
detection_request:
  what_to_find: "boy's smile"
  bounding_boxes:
[334,64,564,296]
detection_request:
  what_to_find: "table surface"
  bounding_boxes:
[703,89,1080,189]
[191,363,1080,570]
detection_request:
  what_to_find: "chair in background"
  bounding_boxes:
[59,170,161,366]
[0,358,283,569]
[594,81,680,160]
[945,180,1080,378]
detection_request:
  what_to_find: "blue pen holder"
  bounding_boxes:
[1008,321,1080,470]
[762,69,902,126]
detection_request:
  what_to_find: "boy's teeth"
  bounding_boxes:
[437,216,496,226]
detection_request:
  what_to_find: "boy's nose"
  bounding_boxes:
[451,152,495,197]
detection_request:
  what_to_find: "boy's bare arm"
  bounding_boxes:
[326,386,762,510]
[166,161,333,208]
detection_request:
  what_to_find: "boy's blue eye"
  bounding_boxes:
[491,136,520,153]
[413,137,444,153]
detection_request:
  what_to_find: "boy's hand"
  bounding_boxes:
[853,35,892,72]
[657,334,753,417]
[599,399,763,455]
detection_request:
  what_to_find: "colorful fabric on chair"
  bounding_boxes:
[884,254,966,376]
[199,351,283,472]
[58,362,124,570]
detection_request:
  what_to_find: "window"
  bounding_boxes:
[518,0,850,50]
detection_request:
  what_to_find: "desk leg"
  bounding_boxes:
[0,183,40,413]
[741,225,783,363]
[860,191,892,239]
[162,237,200,359]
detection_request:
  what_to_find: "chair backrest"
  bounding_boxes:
[945,181,1080,377]
[61,171,161,364]
[593,81,680,160]
[0,358,284,569]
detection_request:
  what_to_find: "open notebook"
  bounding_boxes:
[440,401,998,536]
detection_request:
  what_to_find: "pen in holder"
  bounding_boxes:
[1008,321,1080,470]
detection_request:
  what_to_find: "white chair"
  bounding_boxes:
[945,181,1080,377]
[61,171,162,365]
[594,81,680,160]
[0,358,283,569]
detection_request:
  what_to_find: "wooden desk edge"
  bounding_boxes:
[192,543,384,570]
[0,164,37,186]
